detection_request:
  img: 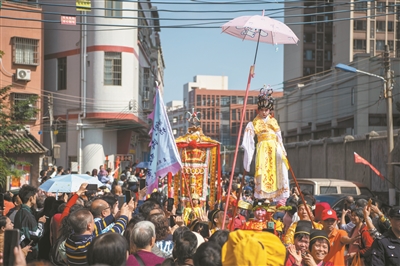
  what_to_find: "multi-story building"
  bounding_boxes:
[166,100,187,137]
[284,0,399,85]
[276,54,400,143]
[0,0,47,186]
[174,76,283,146]
[40,0,163,172]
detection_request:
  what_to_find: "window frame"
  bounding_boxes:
[57,57,67,91]
[11,93,38,120]
[104,52,122,86]
[105,0,122,18]
[12,37,39,66]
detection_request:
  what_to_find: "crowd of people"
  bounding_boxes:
[2,87,399,266]
[0,167,399,266]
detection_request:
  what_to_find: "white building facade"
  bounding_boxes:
[41,0,163,172]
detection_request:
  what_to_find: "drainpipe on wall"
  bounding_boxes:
[78,12,87,174]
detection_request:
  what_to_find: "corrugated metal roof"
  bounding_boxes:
[1,130,47,154]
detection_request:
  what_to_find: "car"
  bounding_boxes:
[289,178,375,197]
[314,194,391,219]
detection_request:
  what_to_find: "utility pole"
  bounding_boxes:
[48,93,54,162]
[384,45,395,206]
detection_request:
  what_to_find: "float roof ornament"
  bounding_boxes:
[186,108,201,126]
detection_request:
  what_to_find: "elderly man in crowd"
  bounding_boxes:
[127,221,165,266]
[66,203,132,265]
[90,198,125,235]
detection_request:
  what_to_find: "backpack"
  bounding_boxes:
[49,236,68,266]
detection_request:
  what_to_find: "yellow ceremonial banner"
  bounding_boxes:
[76,0,91,11]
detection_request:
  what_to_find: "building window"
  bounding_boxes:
[196,95,201,106]
[388,2,395,12]
[376,40,385,51]
[57,57,67,91]
[388,21,394,32]
[353,20,367,30]
[304,50,315,60]
[104,52,121,86]
[237,97,244,104]
[324,50,332,61]
[105,0,122,17]
[220,96,230,106]
[12,93,38,120]
[304,33,315,43]
[221,111,230,120]
[376,21,385,32]
[303,67,315,76]
[56,120,67,143]
[376,2,385,13]
[12,37,39,66]
[388,40,394,51]
[353,39,366,50]
[172,117,177,124]
[354,1,367,11]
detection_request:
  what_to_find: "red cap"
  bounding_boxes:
[321,209,337,221]
[315,202,331,221]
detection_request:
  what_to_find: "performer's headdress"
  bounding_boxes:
[191,193,200,200]
[237,200,253,210]
[257,85,274,110]
[294,220,312,236]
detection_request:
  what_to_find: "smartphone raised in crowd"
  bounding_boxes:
[86,184,98,191]
[167,198,174,212]
[4,229,20,266]
[139,179,146,190]
[125,190,132,203]
[118,195,125,209]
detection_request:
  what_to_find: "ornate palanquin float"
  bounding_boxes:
[172,125,222,210]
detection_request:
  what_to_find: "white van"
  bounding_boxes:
[289,178,375,197]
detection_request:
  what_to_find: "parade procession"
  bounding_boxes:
[2,0,400,266]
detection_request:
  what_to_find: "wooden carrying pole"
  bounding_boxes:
[287,160,315,228]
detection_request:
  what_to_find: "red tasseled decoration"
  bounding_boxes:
[188,140,198,149]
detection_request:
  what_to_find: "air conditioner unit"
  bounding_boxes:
[16,69,31,81]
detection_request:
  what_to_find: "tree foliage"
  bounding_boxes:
[0,84,39,186]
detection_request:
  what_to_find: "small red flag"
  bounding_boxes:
[354,152,384,180]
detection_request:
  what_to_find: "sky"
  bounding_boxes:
[154,0,288,103]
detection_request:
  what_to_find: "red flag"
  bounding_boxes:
[354,152,384,180]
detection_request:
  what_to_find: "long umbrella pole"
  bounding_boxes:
[253,30,262,65]
[229,169,247,231]
[221,65,255,230]
[287,160,315,228]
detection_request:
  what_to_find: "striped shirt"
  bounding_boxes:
[66,215,128,265]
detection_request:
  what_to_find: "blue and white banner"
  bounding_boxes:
[146,88,182,195]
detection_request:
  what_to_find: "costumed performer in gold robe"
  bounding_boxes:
[182,193,202,226]
[242,85,290,201]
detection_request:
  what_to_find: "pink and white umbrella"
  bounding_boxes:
[221,10,299,64]
[221,12,299,46]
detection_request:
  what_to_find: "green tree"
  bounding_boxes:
[0,53,39,186]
